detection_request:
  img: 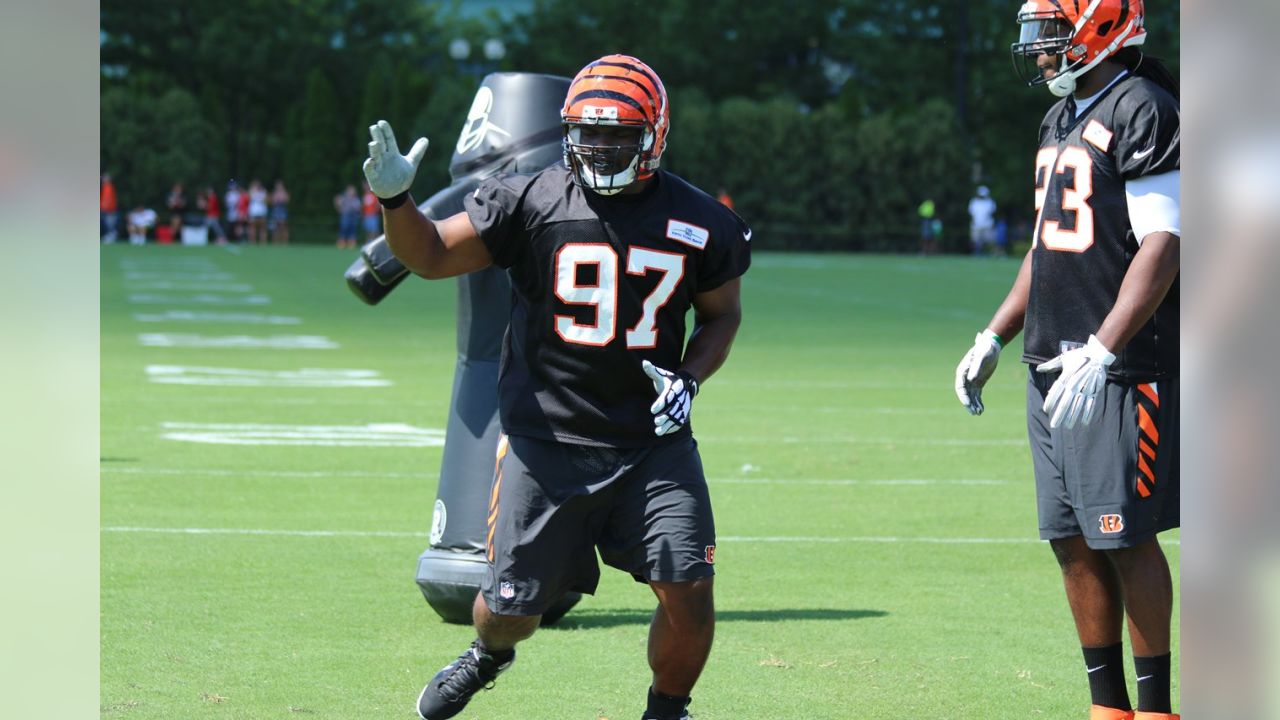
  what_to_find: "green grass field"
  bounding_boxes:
[100,245,1178,719]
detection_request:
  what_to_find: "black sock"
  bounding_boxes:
[1083,643,1131,710]
[1134,653,1172,713]
[474,640,514,664]
[645,687,690,720]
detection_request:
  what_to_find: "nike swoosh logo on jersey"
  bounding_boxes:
[1086,665,1107,674]
[1132,146,1156,161]
[1136,674,1155,682]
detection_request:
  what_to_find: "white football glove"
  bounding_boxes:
[1036,334,1116,429]
[361,119,429,200]
[955,329,1002,415]
[642,360,698,436]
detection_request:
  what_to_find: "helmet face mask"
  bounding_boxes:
[561,54,668,195]
[1010,0,1147,97]
[563,121,648,196]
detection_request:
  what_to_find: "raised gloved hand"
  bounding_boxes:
[954,329,1002,415]
[1036,334,1116,429]
[642,360,698,436]
[361,119,429,206]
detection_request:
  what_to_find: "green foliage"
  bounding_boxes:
[100,0,1179,249]
[101,86,215,208]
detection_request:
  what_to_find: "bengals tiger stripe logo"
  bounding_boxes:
[704,545,716,564]
[1098,514,1125,534]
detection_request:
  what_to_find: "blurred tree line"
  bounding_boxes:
[101,0,1178,250]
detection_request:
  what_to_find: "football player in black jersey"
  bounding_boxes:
[363,55,750,720]
[953,3,1180,719]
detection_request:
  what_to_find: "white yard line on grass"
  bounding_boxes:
[138,334,338,349]
[133,311,301,324]
[704,435,1026,447]
[129,293,272,305]
[145,365,393,388]
[98,525,1179,547]
[101,467,439,479]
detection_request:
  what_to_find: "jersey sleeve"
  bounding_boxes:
[463,172,536,269]
[1114,87,1180,181]
[697,211,752,291]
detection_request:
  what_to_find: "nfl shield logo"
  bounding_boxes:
[498,581,516,599]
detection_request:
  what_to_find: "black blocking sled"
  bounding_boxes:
[344,72,581,625]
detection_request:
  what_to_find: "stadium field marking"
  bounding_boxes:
[126,281,254,292]
[129,293,272,305]
[124,271,237,281]
[160,421,445,446]
[704,435,1025,447]
[96,467,998,486]
[118,259,220,270]
[139,333,338,349]
[146,365,392,388]
[711,478,1010,486]
[97,525,1178,547]
[100,467,439,479]
[133,311,301,325]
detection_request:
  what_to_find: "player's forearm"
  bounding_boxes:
[383,197,446,278]
[1094,232,1179,353]
[679,310,742,386]
[986,248,1033,342]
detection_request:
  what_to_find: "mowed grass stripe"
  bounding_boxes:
[101,246,1176,719]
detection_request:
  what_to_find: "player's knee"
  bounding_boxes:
[655,578,715,627]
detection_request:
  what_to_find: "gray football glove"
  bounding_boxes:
[362,119,429,200]
[955,329,1002,415]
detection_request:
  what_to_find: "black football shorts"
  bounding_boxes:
[1027,369,1180,550]
[479,432,716,616]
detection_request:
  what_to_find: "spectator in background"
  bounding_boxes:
[335,184,361,249]
[166,182,187,235]
[247,179,269,244]
[994,215,1010,256]
[361,181,381,243]
[918,197,938,255]
[968,185,997,256]
[100,173,119,243]
[236,183,251,241]
[716,187,734,210]
[270,180,290,245]
[225,180,243,242]
[126,204,156,245]
[198,186,227,244]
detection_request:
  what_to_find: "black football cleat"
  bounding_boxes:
[416,640,514,720]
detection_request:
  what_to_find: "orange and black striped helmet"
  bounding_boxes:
[561,54,669,194]
[1012,0,1147,97]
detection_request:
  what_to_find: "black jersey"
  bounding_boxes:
[464,166,751,447]
[1023,74,1180,382]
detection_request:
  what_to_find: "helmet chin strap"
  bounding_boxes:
[1048,56,1076,97]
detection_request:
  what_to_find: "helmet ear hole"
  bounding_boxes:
[1097,20,1114,36]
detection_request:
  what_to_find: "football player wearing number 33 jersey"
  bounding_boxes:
[364,55,749,720]
[954,2,1180,719]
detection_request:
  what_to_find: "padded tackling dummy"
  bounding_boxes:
[345,73,579,624]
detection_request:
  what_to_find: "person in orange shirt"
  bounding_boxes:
[362,181,382,243]
[715,187,733,210]
[101,173,119,242]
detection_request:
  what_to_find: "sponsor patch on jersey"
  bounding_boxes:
[1098,513,1125,534]
[1083,119,1114,152]
[666,219,710,250]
